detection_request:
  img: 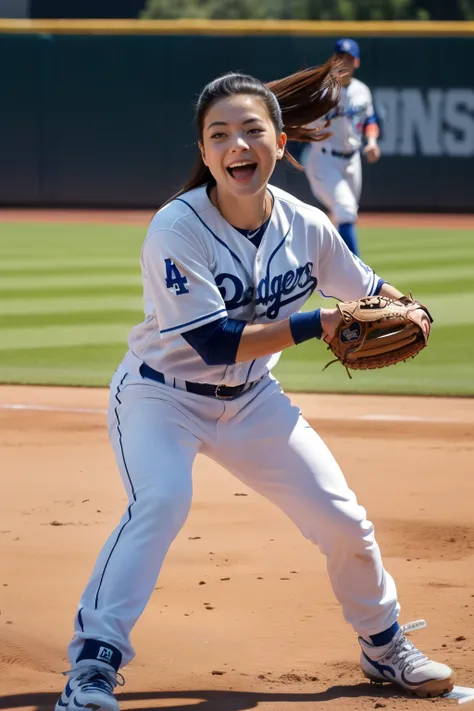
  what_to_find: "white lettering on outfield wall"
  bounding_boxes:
[373,88,474,157]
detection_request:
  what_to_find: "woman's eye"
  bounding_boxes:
[210,132,226,139]
[248,128,264,135]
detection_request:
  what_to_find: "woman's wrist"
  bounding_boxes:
[289,309,323,345]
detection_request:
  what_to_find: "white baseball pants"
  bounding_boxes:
[68,351,399,667]
[303,146,362,225]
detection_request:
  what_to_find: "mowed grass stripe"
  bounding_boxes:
[365,232,474,250]
[0,344,127,386]
[368,249,474,272]
[0,273,142,290]
[0,295,144,316]
[0,343,124,366]
[365,263,473,285]
[0,324,132,350]
[361,227,474,246]
[0,284,141,300]
[0,257,140,271]
[390,279,474,297]
[274,359,474,395]
[366,241,474,259]
[0,221,146,247]
[0,309,144,329]
[0,364,115,386]
[0,265,141,278]
[360,228,473,266]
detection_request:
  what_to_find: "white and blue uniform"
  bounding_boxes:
[65,183,399,672]
[303,77,377,223]
[303,65,378,256]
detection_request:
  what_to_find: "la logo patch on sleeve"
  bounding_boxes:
[164,258,189,295]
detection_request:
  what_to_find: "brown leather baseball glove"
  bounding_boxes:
[324,294,433,377]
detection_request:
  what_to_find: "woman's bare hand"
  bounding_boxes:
[320,307,341,343]
[410,307,432,343]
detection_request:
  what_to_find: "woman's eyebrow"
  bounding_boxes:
[206,117,263,130]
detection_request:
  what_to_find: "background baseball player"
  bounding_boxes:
[54,61,452,711]
[302,38,381,256]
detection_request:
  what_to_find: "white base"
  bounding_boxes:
[443,686,474,705]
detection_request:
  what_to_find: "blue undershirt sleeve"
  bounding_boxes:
[373,278,386,295]
[182,316,246,366]
[364,114,378,127]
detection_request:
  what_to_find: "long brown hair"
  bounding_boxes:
[165,57,343,205]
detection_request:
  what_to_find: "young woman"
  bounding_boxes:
[55,59,452,711]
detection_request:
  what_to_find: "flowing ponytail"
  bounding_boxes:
[266,57,344,161]
[164,57,343,205]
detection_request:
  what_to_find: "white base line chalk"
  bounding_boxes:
[0,403,108,415]
[0,402,472,424]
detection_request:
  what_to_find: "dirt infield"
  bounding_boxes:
[1,208,473,230]
[1,385,473,710]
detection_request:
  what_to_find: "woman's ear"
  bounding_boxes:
[276,132,287,161]
[198,141,208,166]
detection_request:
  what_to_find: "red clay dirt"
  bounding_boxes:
[1,386,473,711]
[0,208,473,230]
[0,209,473,710]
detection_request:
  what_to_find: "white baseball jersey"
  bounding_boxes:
[312,77,376,154]
[127,183,382,386]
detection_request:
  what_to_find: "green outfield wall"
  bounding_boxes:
[1,21,473,211]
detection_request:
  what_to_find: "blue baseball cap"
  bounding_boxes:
[334,38,360,59]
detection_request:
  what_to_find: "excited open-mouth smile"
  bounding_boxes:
[226,161,258,181]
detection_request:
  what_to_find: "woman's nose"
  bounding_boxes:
[230,135,250,151]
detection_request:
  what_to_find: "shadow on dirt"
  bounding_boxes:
[0,683,407,711]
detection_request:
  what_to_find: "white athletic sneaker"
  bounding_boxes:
[359,620,454,698]
[54,660,124,711]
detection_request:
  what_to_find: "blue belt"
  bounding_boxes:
[139,362,258,400]
[322,147,356,159]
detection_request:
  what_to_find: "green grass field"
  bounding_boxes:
[0,220,473,395]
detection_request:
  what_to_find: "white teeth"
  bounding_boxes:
[228,161,253,168]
